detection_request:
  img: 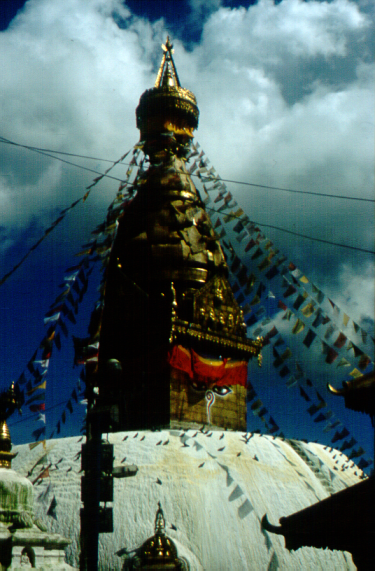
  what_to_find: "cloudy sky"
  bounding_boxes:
[0,0,373,449]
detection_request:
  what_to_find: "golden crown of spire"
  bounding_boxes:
[136,36,199,138]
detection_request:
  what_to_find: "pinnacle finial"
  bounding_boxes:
[154,36,181,88]
[154,502,166,535]
[0,383,21,468]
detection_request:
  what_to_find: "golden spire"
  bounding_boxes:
[136,36,199,138]
[154,36,181,88]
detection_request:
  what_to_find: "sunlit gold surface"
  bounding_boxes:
[0,420,16,468]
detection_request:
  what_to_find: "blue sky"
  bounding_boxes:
[0,1,373,467]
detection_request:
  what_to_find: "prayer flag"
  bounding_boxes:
[331,427,350,443]
[349,447,365,459]
[26,393,45,406]
[27,380,47,396]
[251,248,263,260]
[334,332,347,349]
[325,347,338,364]
[349,368,362,379]
[32,426,46,441]
[303,329,316,348]
[307,404,320,416]
[29,403,46,413]
[340,437,357,452]
[301,303,315,317]
[284,285,297,298]
[336,357,350,368]
[323,420,341,433]
[47,496,57,520]
[292,319,305,335]
[251,399,262,411]
[265,266,279,280]
[299,387,310,401]
[258,257,272,272]
[358,354,371,370]
[244,239,256,252]
[279,365,290,378]
[293,294,307,310]
[357,458,371,470]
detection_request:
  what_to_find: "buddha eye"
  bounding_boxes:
[189,381,207,392]
[213,385,232,396]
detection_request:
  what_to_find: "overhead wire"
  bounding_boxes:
[1,135,374,202]
[0,135,373,256]
[205,207,375,255]
[8,397,84,427]
[0,136,125,183]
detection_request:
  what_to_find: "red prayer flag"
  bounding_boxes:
[334,332,347,349]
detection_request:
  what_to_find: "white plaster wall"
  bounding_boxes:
[12,430,360,570]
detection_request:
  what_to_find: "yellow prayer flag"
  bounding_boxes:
[349,368,362,378]
[292,319,305,334]
[343,313,350,327]
[29,441,43,450]
[281,348,292,360]
[258,257,272,272]
[75,248,92,257]
[301,303,315,317]
[336,358,351,368]
[27,380,47,396]
[300,276,309,284]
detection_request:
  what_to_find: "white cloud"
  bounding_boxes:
[331,262,375,326]
[0,0,373,324]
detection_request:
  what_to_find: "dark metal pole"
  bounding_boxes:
[80,407,101,571]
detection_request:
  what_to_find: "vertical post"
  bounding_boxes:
[80,408,101,571]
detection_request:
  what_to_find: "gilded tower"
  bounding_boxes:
[93,38,261,432]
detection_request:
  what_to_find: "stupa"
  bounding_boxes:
[11,38,363,571]
[0,385,76,570]
[90,36,262,435]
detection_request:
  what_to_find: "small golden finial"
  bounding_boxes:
[0,382,22,468]
[154,36,181,88]
[154,501,166,535]
[162,36,173,54]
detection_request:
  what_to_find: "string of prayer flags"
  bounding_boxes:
[137,142,375,462]
[32,426,46,441]
[331,427,350,443]
[323,420,342,433]
[299,387,311,402]
[357,458,373,470]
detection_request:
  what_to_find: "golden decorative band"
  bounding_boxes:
[154,268,208,283]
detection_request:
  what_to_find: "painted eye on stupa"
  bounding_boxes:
[189,381,207,392]
[212,386,232,396]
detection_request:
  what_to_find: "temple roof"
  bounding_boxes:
[262,478,375,570]
[327,371,375,417]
